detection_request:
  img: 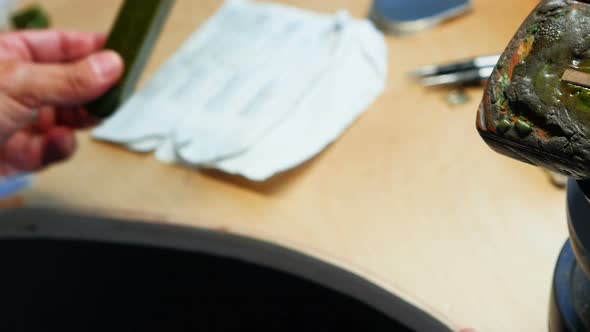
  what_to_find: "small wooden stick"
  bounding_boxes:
[562,68,590,88]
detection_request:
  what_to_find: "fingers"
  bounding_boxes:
[0,126,76,173]
[30,106,55,132]
[0,30,111,174]
[0,105,93,174]
[0,93,35,145]
[54,108,100,129]
[0,30,107,62]
[0,102,98,148]
[41,127,77,166]
[0,52,120,142]
[0,50,124,107]
[30,107,98,131]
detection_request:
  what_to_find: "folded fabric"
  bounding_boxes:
[93,0,388,182]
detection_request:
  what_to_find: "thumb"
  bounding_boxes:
[0,50,124,107]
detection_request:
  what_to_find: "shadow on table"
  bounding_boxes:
[199,153,325,196]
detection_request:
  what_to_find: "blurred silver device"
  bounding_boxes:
[370,0,473,35]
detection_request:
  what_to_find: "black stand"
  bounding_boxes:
[549,179,590,331]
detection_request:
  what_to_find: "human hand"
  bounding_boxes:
[0,30,123,176]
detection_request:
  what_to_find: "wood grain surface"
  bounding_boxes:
[12,0,566,331]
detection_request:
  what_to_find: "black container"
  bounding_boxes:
[0,208,451,332]
[550,180,590,331]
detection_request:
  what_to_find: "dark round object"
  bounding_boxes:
[549,179,590,331]
[0,208,452,332]
[568,179,590,278]
[549,240,590,332]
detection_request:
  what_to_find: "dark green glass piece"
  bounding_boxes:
[496,118,512,134]
[515,119,532,137]
[11,5,50,29]
[86,0,175,118]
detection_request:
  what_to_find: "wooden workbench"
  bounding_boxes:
[11,0,567,330]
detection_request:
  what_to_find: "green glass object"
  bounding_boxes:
[11,5,50,29]
[515,119,532,137]
[86,0,175,118]
[496,118,512,134]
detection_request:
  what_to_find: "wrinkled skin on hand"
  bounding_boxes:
[0,30,124,176]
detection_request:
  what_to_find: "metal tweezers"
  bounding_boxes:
[411,54,500,87]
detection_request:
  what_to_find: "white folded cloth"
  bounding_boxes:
[93,0,388,181]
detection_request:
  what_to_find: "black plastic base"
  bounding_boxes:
[549,179,590,331]
[550,240,590,332]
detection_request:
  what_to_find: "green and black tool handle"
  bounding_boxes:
[87,0,175,118]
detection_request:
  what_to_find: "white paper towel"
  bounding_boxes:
[93,0,388,182]
[212,20,388,181]
[0,0,19,31]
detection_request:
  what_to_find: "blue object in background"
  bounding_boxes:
[370,0,472,35]
[0,173,32,200]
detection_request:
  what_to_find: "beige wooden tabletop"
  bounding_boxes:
[9,0,568,330]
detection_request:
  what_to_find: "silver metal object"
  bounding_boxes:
[412,54,499,87]
[419,66,494,87]
[411,54,499,78]
[370,0,473,36]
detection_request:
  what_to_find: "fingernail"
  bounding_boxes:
[88,51,123,81]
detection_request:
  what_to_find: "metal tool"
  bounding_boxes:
[411,54,500,87]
